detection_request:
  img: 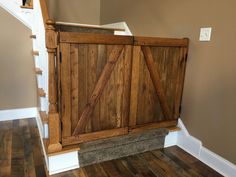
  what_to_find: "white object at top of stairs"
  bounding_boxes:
[0,0,32,29]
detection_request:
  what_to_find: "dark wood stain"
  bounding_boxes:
[0,119,223,177]
[0,119,46,177]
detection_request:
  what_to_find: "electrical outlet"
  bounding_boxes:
[199,27,212,41]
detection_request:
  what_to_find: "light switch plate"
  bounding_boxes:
[199,27,212,41]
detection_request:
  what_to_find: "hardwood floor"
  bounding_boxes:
[0,119,46,177]
[0,119,223,177]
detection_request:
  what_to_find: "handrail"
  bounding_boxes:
[39,0,49,28]
[55,21,126,32]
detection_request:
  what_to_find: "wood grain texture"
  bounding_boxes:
[134,36,189,47]
[51,146,223,177]
[39,0,49,27]
[129,46,141,127]
[0,120,222,177]
[60,32,133,45]
[0,119,47,177]
[61,43,72,137]
[73,45,124,135]
[57,32,189,146]
[63,128,128,146]
[142,46,172,120]
[130,120,177,134]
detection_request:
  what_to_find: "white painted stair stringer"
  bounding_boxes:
[32,0,49,139]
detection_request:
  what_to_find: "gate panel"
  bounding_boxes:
[60,36,133,145]
[129,36,188,131]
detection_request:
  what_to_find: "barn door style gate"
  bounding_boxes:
[58,32,189,147]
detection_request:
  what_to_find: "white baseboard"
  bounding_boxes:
[164,119,236,177]
[164,131,178,148]
[35,109,49,169]
[0,107,37,121]
[48,151,79,175]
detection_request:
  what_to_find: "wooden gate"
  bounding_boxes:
[58,32,189,146]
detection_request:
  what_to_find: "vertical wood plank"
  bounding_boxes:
[61,43,72,137]
[87,44,100,132]
[71,44,79,132]
[129,46,141,127]
[115,45,124,128]
[77,44,88,133]
[174,47,188,118]
[142,46,172,120]
[73,45,124,135]
[97,45,107,130]
[121,45,132,127]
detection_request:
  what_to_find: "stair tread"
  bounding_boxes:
[35,68,43,75]
[20,5,33,9]
[38,88,46,97]
[30,35,36,39]
[39,111,48,123]
[32,51,39,56]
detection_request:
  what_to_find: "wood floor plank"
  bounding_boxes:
[0,121,12,177]
[125,155,156,177]
[0,119,224,177]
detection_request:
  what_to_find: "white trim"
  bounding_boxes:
[0,107,37,121]
[0,0,32,29]
[48,151,79,175]
[102,22,133,36]
[35,109,49,169]
[164,131,178,148]
[177,120,202,157]
[164,119,236,177]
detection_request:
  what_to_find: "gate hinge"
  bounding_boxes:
[179,105,182,114]
[61,121,63,131]
[59,52,62,63]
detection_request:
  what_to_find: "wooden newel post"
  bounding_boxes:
[46,19,62,153]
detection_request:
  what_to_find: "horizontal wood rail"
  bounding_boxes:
[168,126,181,132]
[56,21,125,32]
[134,37,189,47]
[60,32,133,45]
[63,128,129,146]
[59,32,188,47]
[129,120,178,133]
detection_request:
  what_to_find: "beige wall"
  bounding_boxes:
[0,7,37,110]
[101,0,236,164]
[47,0,100,25]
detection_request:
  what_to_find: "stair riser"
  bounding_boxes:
[79,137,165,167]
[78,128,168,167]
